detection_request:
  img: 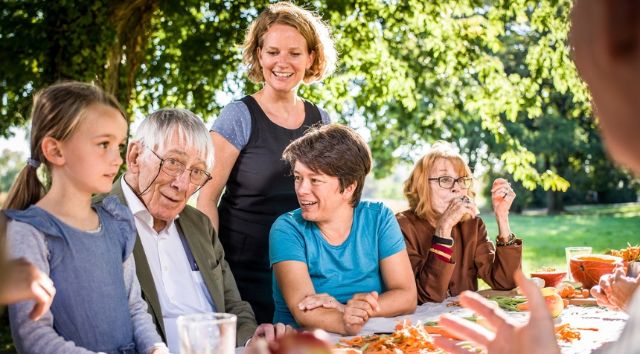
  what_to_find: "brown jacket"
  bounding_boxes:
[396,209,521,304]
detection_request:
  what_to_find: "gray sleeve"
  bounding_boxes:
[7,221,98,354]
[318,106,332,124]
[124,254,167,354]
[211,101,251,151]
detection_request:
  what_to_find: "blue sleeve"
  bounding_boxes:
[377,205,406,260]
[211,101,251,150]
[318,106,331,124]
[269,214,307,266]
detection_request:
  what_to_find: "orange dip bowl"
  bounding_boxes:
[530,270,567,287]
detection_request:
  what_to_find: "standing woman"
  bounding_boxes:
[196,1,336,324]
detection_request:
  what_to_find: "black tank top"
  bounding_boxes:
[218,95,322,268]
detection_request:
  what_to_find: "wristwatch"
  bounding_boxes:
[433,234,454,247]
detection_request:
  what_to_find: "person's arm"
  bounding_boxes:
[0,258,55,320]
[123,255,168,354]
[6,221,97,354]
[398,214,455,303]
[196,102,249,231]
[273,260,353,334]
[435,270,560,354]
[474,219,521,291]
[491,178,516,241]
[196,132,240,232]
[375,250,417,316]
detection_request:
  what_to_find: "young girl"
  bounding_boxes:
[3,81,169,354]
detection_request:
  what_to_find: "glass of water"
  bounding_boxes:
[177,313,237,354]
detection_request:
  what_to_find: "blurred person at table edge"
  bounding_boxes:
[97,108,292,353]
[433,1,640,353]
[270,124,416,335]
[196,1,336,324]
[396,141,521,304]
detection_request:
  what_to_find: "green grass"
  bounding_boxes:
[482,203,640,275]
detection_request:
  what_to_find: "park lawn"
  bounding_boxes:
[482,203,640,275]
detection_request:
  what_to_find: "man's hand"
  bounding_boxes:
[0,258,55,320]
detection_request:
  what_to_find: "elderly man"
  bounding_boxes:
[97,108,288,353]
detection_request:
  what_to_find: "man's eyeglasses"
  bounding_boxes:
[429,176,473,189]
[147,148,212,188]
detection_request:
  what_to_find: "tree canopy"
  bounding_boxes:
[1,0,635,202]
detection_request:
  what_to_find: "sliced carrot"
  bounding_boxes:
[423,325,462,340]
[516,302,529,311]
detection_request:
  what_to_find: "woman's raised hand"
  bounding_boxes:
[491,178,516,218]
[342,291,379,335]
[436,196,478,237]
[298,293,345,312]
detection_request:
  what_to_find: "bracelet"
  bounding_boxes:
[432,234,454,247]
[496,233,517,246]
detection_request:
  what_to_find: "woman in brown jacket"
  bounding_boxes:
[396,141,522,303]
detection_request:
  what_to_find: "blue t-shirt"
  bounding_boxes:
[269,201,406,326]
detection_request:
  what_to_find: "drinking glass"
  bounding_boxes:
[565,246,592,281]
[177,313,237,354]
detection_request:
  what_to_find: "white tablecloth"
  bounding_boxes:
[237,298,628,353]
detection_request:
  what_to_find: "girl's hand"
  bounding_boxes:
[436,196,478,237]
[491,178,516,219]
[298,293,344,312]
[343,291,379,335]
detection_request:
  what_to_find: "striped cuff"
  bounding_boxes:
[430,243,453,263]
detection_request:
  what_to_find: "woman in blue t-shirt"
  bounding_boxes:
[269,124,417,335]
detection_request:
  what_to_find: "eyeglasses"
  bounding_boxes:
[147,148,212,188]
[428,176,473,189]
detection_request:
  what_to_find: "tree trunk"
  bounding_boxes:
[106,0,158,122]
[547,190,565,214]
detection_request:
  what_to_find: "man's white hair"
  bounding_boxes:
[133,108,214,170]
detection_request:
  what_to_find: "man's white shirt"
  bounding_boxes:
[121,178,214,354]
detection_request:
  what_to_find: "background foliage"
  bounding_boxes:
[0,0,637,208]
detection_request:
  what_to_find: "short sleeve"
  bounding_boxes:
[211,101,252,150]
[377,205,406,260]
[99,195,137,260]
[269,214,307,266]
[318,107,331,124]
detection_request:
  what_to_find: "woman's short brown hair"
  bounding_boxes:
[242,1,337,84]
[283,124,371,207]
[404,141,475,223]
